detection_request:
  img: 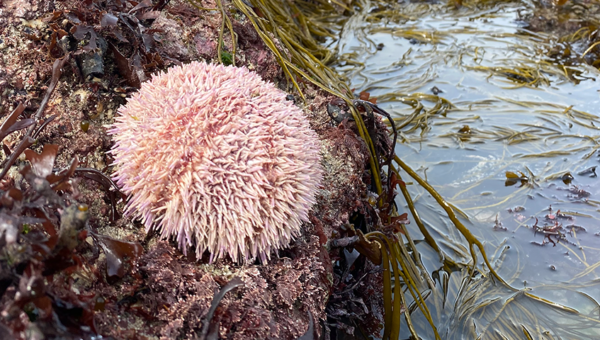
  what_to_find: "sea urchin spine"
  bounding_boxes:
[107,61,323,262]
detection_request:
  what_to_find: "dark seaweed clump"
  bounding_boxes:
[0,1,169,337]
[40,0,170,88]
[0,139,142,339]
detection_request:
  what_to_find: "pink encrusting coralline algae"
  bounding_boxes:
[107,61,323,262]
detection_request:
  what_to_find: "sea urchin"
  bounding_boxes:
[108,61,322,262]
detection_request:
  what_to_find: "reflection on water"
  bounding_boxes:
[328,0,600,338]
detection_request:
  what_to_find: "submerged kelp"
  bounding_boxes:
[520,0,600,69]
[325,0,600,338]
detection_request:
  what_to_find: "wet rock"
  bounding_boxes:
[194,33,217,60]
[152,13,191,61]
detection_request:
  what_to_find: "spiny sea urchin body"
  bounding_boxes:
[108,61,322,262]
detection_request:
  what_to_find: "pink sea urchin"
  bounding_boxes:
[107,61,322,262]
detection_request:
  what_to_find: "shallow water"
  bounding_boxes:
[328,0,600,338]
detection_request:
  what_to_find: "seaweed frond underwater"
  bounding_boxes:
[321,0,600,337]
